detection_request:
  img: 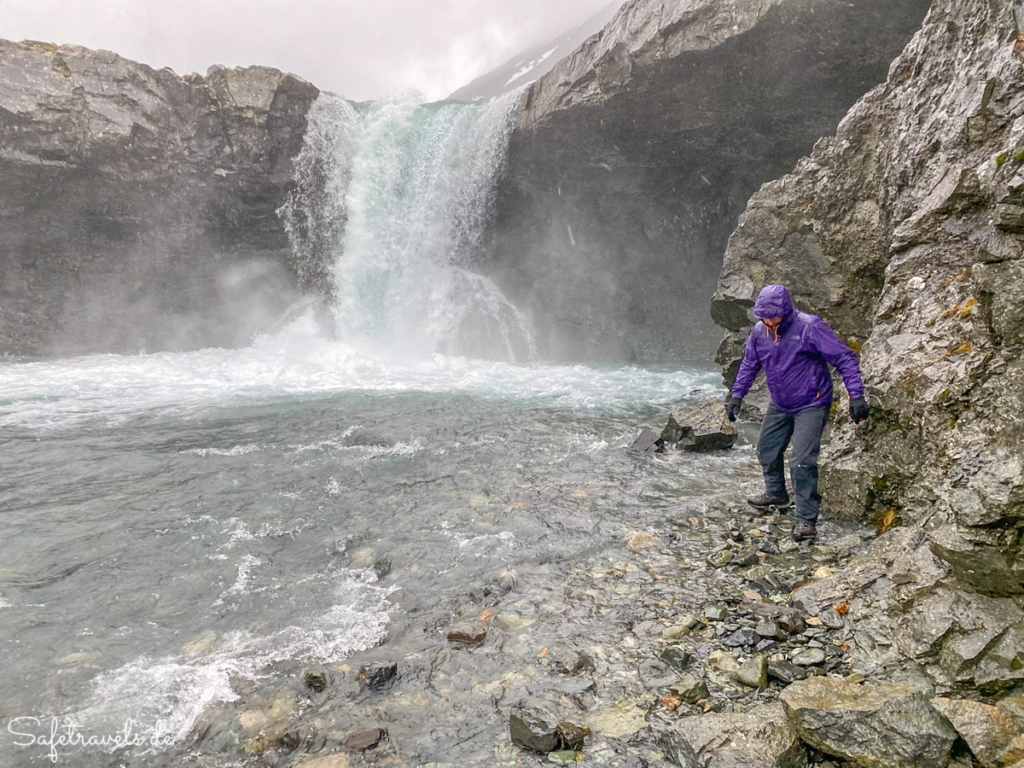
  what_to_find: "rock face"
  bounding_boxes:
[712,0,1024,694]
[780,678,957,768]
[0,40,318,356]
[488,0,931,362]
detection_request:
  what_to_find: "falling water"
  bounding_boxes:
[281,92,534,362]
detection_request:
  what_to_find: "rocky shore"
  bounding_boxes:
[152,408,1019,767]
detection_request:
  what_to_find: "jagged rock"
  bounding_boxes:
[780,678,957,768]
[671,673,709,704]
[707,650,740,674]
[705,604,728,621]
[357,663,398,692]
[723,629,759,648]
[738,655,769,688]
[660,646,691,674]
[931,697,1024,767]
[670,702,807,768]
[630,428,663,453]
[0,40,318,356]
[510,714,560,753]
[768,662,806,685]
[492,0,930,362]
[660,402,738,452]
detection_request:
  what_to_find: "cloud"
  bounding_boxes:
[1,0,618,101]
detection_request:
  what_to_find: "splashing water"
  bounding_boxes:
[281,92,532,362]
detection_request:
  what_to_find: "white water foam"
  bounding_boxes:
[73,569,395,747]
[0,593,12,609]
[0,312,718,430]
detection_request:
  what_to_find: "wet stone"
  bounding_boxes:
[734,551,760,567]
[660,646,690,674]
[559,651,596,675]
[446,623,486,645]
[768,661,806,684]
[709,550,734,568]
[791,648,826,666]
[737,655,769,688]
[723,628,759,648]
[344,728,387,752]
[707,650,740,674]
[302,668,332,693]
[671,673,709,704]
[705,604,728,621]
[357,663,398,692]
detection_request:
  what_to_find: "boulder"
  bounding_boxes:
[660,402,737,451]
[931,697,1024,768]
[780,678,957,768]
[670,702,807,768]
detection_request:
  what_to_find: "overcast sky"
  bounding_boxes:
[2,0,618,101]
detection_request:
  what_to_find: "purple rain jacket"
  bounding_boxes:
[731,285,865,413]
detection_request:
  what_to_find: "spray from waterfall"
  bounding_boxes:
[281,92,534,363]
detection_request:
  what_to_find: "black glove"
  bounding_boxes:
[850,397,870,424]
[725,396,742,423]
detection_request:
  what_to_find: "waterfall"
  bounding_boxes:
[280,92,534,363]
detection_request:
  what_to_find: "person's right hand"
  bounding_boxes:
[725,396,742,423]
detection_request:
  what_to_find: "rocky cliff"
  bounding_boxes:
[713,0,1024,695]
[0,40,318,356]
[488,0,932,362]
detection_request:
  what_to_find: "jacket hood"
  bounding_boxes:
[752,284,795,320]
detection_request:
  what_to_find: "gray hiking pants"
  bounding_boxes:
[757,403,830,526]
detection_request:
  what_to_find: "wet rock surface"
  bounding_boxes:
[712,0,1024,702]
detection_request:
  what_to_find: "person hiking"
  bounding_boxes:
[724,284,869,541]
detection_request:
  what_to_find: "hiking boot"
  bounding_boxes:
[747,493,792,511]
[792,523,817,542]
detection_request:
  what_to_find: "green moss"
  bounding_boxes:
[997,151,1010,167]
[1014,149,1024,164]
[937,388,952,402]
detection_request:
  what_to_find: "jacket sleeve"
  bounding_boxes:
[731,329,762,400]
[809,318,865,400]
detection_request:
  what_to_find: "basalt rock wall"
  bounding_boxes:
[713,0,1024,695]
[488,0,932,362]
[0,40,319,356]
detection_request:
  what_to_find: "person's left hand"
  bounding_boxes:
[850,397,870,424]
[725,396,742,423]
